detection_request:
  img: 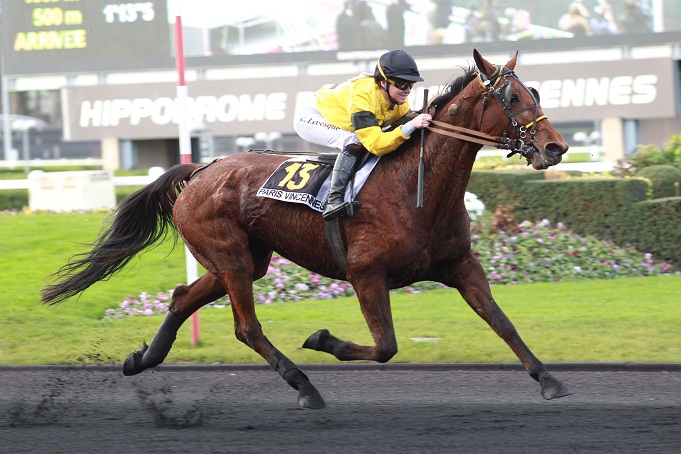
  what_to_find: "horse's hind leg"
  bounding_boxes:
[446,255,571,400]
[123,271,226,376]
[189,236,325,409]
[225,265,326,409]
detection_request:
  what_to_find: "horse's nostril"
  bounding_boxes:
[547,143,568,157]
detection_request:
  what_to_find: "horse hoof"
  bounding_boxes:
[539,372,573,400]
[298,385,326,410]
[122,341,148,376]
[302,329,330,351]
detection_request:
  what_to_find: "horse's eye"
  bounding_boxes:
[511,94,520,103]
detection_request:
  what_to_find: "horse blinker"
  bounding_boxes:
[496,80,513,111]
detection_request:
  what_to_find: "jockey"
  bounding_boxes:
[293,49,432,221]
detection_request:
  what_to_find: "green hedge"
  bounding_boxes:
[635,165,681,199]
[517,178,648,240]
[116,186,143,202]
[469,170,681,264]
[466,170,544,212]
[631,197,681,264]
[0,189,28,211]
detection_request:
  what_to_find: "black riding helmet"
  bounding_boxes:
[374,50,423,109]
[374,50,424,84]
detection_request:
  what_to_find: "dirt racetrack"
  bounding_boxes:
[1,364,679,454]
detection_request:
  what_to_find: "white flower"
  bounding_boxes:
[464,192,485,220]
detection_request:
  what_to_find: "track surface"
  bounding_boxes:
[1,365,679,453]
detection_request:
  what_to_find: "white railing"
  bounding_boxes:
[0,158,103,169]
[0,175,158,190]
[0,166,164,190]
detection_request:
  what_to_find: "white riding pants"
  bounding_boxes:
[293,94,360,151]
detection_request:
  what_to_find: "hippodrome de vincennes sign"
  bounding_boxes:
[62,58,676,142]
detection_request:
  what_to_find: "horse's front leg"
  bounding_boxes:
[123,271,226,376]
[225,272,326,410]
[303,277,398,363]
[444,254,572,400]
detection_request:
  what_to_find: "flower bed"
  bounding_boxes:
[104,219,674,319]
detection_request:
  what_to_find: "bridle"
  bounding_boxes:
[425,65,547,164]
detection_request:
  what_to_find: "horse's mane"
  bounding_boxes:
[430,66,478,117]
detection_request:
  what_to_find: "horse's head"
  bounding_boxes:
[473,50,568,169]
[438,50,568,170]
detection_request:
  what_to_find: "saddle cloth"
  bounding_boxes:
[257,154,380,212]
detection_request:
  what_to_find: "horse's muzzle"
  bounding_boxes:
[526,141,568,170]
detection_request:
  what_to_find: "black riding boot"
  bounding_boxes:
[323,147,361,221]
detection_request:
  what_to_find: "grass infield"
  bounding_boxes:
[1,212,679,366]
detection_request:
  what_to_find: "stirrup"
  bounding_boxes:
[323,201,362,221]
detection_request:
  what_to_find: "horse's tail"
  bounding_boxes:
[41,163,202,305]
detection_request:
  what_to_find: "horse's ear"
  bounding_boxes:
[506,51,519,71]
[473,49,495,77]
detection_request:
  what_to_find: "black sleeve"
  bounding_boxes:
[351,111,380,131]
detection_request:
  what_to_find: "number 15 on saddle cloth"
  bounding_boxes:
[256,155,380,212]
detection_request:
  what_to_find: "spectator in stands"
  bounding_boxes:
[617,0,652,34]
[336,1,360,50]
[429,0,453,43]
[590,0,618,35]
[431,0,453,30]
[558,2,592,37]
[478,0,502,41]
[464,2,480,42]
[505,8,534,41]
[357,1,386,49]
[387,0,409,47]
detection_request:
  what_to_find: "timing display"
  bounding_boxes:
[2,0,170,75]
[102,2,156,23]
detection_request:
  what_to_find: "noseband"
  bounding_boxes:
[425,65,547,165]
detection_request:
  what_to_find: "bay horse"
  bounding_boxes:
[42,50,571,409]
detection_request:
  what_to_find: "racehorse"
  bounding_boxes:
[42,50,571,409]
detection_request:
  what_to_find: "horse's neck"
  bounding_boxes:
[425,133,482,210]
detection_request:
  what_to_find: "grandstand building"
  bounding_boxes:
[1,0,680,170]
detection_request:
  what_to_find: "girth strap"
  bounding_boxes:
[324,218,348,274]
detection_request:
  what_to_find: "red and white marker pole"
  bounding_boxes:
[174,12,200,346]
[174,15,191,166]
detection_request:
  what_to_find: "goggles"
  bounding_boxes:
[389,79,415,91]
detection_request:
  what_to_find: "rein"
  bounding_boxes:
[425,119,517,149]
